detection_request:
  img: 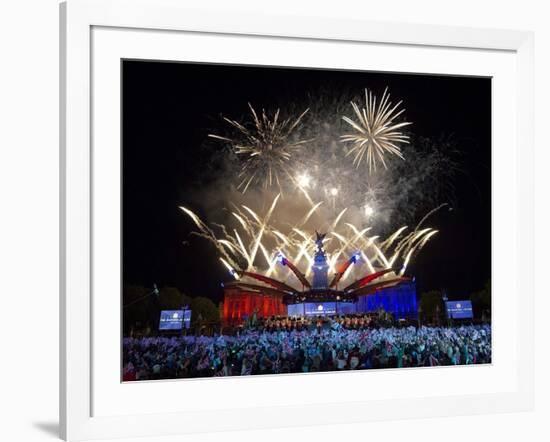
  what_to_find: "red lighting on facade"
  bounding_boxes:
[223,287,286,324]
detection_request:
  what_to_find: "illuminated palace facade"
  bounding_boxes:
[223,285,287,323]
[222,232,418,324]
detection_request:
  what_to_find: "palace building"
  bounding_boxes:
[222,231,418,324]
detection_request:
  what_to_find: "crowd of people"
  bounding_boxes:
[122,319,492,381]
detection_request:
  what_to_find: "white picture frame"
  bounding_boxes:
[60,0,534,440]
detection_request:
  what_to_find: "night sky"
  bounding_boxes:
[122,60,491,303]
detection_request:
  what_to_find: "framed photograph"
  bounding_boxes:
[60,0,534,440]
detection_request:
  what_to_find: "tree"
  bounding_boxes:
[123,284,156,333]
[158,286,191,310]
[419,290,444,325]
[470,279,491,320]
[190,296,220,325]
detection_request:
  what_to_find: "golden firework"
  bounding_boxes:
[209,104,310,193]
[341,87,411,172]
[179,194,438,288]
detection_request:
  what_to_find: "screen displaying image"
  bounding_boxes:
[122,61,492,381]
[446,301,474,319]
[158,310,184,330]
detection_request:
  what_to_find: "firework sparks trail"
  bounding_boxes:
[220,258,239,280]
[413,203,448,233]
[381,225,408,252]
[341,87,411,173]
[247,194,280,270]
[328,226,371,272]
[179,194,440,289]
[179,206,241,269]
[388,202,447,263]
[398,229,438,276]
[360,251,376,274]
[209,104,311,193]
[231,212,252,235]
[330,208,348,230]
[299,201,324,225]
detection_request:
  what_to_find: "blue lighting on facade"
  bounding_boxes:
[285,281,418,319]
[355,281,418,319]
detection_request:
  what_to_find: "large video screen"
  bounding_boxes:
[445,300,473,319]
[305,302,336,316]
[288,302,357,317]
[159,310,184,330]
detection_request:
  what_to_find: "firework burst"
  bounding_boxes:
[209,104,311,193]
[179,194,439,289]
[341,87,411,172]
